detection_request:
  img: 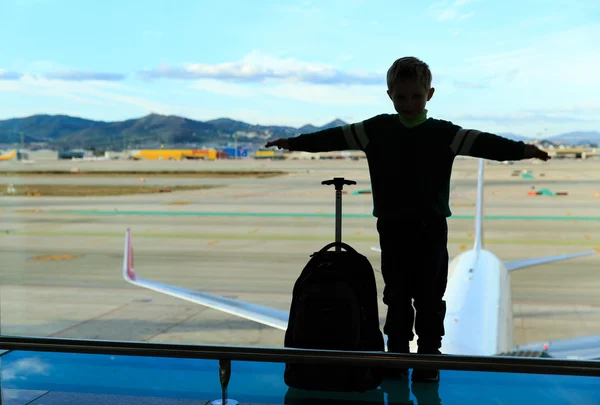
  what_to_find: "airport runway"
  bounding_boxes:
[1,157,599,353]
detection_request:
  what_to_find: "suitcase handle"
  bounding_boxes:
[318,241,357,254]
[321,177,357,252]
[321,178,357,191]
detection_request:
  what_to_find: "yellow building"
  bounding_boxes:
[255,150,285,159]
[131,149,217,160]
[0,150,16,161]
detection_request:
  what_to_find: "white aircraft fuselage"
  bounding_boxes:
[443,249,512,356]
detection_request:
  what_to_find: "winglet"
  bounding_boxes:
[123,228,136,282]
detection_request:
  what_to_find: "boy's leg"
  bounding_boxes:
[412,217,449,352]
[411,217,449,382]
[376,218,419,352]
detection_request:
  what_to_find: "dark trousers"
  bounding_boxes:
[376,217,449,350]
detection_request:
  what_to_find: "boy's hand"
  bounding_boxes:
[265,138,290,150]
[524,144,550,161]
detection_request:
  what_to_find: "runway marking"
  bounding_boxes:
[207,240,220,246]
[2,230,599,246]
[165,201,193,205]
[30,254,78,261]
[249,228,260,234]
[24,209,600,221]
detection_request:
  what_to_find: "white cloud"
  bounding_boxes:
[0,71,341,126]
[190,78,387,106]
[0,74,221,119]
[44,69,126,81]
[138,50,384,86]
[2,357,50,381]
[147,51,388,106]
[429,0,475,22]
[2,60,126,82]
[0,75,115,106]
[0,69,22,80]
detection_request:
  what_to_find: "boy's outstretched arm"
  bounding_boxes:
[449,127,550,161]
[264,122,369,153]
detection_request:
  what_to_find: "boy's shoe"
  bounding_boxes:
[411,368,439,382]
[411,347,441,383]
[385,341,410,379]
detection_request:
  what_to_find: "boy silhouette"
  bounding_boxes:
[266,56,549,382]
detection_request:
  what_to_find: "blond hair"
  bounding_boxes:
[386,57,432,90]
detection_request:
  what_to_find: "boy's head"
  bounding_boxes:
[386,57,435,119]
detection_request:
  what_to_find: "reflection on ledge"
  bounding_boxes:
[0,336,599,405]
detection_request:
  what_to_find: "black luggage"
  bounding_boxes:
[283,177,385,393]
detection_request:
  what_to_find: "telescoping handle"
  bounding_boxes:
[321,178,356,251]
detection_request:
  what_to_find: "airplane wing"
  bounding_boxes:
[371,247,599,271]
[505,249,599,272]
[122,228,289,331]
[511,336,600,360]
[504,249,600,359]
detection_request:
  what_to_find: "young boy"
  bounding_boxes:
[265,56,549,382]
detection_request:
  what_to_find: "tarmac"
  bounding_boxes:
[1,157,599,351]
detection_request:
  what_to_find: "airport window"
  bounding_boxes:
[1,345,599,404]
[1,0,599,387]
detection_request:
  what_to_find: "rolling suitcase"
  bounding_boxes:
[283,177,385,392]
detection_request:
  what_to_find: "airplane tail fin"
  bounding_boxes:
[119,228,289,330]
[474,158,484,252]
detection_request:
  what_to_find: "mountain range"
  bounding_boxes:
[0,114,598,149]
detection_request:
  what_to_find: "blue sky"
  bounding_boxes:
[0,0,599,137]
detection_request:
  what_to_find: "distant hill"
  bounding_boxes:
[0,114,348,149]
[546,131,600,145]
[0,114,101,144]
[0,113,597,149]
[499,131,600,145]
[497,132,531,142]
